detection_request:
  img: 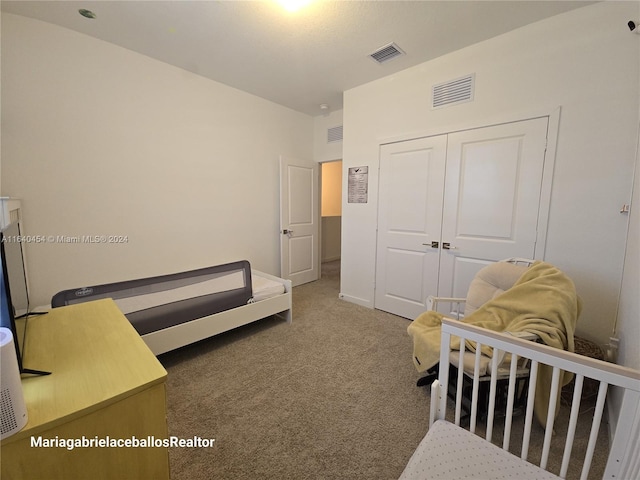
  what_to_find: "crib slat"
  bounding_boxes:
[429,379,441,428]
[470,343,483,433]
[502,353,519,451]
[560,374,584,478]
[521,360,539,461]
[541,366,562,469]
[579,381,608,480]
[485,350,500,443]
[455,343,465,426]
[436,330,452,422]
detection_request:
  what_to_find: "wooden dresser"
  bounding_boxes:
[1,299,170,479]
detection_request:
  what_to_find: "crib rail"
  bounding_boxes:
[430,318,640,480]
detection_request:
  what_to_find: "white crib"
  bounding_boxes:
[400,318,640,479]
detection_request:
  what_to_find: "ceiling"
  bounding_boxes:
[1,1,596,116]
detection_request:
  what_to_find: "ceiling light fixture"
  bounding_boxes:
[278,0,312,13]
[78,9,96,19]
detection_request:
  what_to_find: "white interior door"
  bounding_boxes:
[280,156,319,286]
[375,136,447,319]
[437,117,549,300]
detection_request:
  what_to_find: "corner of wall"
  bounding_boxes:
[314,109,343,163]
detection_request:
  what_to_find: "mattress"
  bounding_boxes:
[51,261,282,336]
[251,273,286,302]
[399,420,560,479]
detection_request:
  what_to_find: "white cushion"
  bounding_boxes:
[463,262,528,317]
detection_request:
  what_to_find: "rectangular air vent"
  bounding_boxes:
[327,125,343,143]
[432,74,475,109]
[370,42,405,64]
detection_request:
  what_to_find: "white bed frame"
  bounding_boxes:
[401,318,640,479]
[142,270,292,355]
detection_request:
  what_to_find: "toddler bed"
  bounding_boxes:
[400,318,640,479]
[51,260,292,355]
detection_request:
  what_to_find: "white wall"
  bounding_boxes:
[315,110,344,265]
[616,139,639,369]
[607,131,639,438]
[1,13,313,307]
[341,2,640,347]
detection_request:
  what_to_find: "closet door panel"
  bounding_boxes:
[375,136,447,320]
[438,117,549,298]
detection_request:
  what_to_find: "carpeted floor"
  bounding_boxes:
[159,261,609,479]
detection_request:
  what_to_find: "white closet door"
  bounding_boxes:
[375,135,447,320]
[437,117,549,300]
[374,117,550,320]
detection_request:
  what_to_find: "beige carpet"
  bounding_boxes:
[160,261,609,479]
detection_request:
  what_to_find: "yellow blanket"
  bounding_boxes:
[407,261,581,426]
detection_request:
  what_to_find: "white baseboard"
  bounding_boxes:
[338,293,372,309]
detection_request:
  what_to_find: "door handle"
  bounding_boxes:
[442,242,458,250]
[282,229,294,236]
[422,241,439,248]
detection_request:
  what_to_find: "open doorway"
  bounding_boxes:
[321,160,342,278]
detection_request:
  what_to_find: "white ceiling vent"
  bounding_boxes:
[327,125,343,143]
[370,42,405,64]
[432,74,475,109]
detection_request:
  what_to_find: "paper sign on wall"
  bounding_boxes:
[348,166,368,204]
